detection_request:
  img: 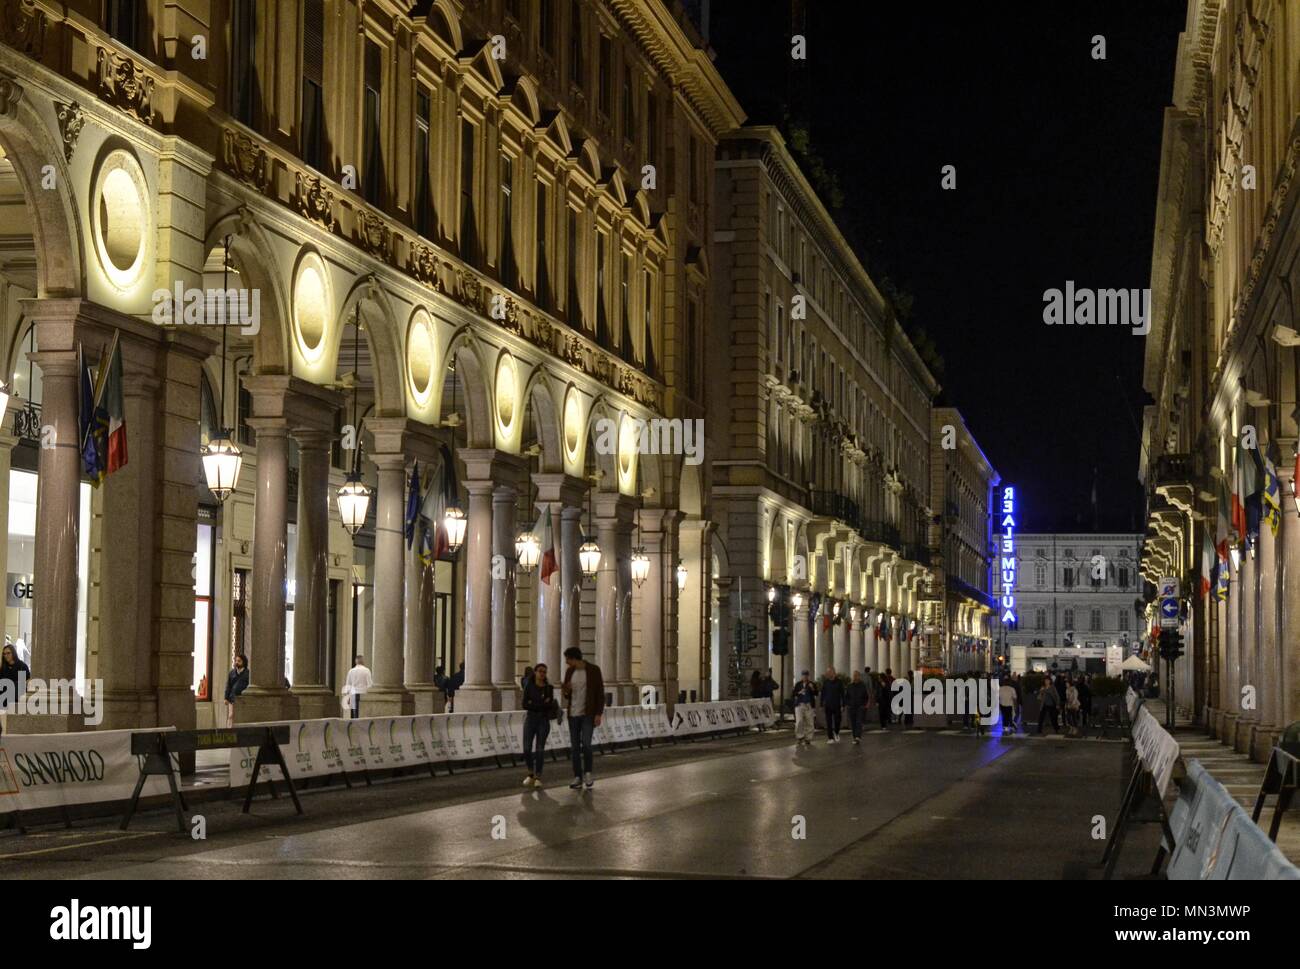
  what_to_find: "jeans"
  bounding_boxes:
[824,705,842,738]
[794,704,815,742]
[523,712,550,775]
[350,695,361,719]
[848,706,864,739]
[568,715,595,777]
[1039,705,1059,733]
[1000,705,1015,732]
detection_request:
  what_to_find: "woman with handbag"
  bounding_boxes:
[521,663,556,788]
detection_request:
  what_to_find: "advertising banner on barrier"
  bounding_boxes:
[1131,706,1179,798]
[0,728,177,814]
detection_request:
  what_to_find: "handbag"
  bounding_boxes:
[544,696,560,721]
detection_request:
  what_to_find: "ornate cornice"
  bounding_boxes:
[96,47,155,125]
[222,128,271,193]
[0,0,46,59]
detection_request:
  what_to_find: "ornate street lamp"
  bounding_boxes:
[201,235,243,503]
[579,538,602,579]
[443,505,467,554]
[516,528,540,572]
[675,561,688,591]
[630,547,650,586]
[792,592,803,610]
[767,585,777,604]
[336,303,371,536]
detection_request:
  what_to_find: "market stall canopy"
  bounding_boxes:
[1121,655,1152,672]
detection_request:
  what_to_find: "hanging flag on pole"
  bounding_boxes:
[98,332,127,475]
[1262,448,1281,538]
[1200,528,1215,599]
[78,344,103,484]
[537,505,558,585]
[404,462,421,548]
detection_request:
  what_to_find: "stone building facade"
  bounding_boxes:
[0,0,742,733]
[1139,0,1300,759]
[708,125,938,698]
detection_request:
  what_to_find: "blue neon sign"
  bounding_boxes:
[1000,486,1016,625]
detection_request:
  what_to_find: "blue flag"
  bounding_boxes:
[404,463,420,548]
[78,347,103,484]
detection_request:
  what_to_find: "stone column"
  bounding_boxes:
[792,598,812,677]
[492,483,519,707]
[1236,550,1257,753]
[560,503,584,657]
[890,618,904,675]
[28,350,80,720]
[239,417,293,721]
[614,504,636,705]
[1223,556,1241,744]
[533,473,585,675]
[813,608,829,674]
[405,519,436,713]
[365,453,413,715]
[98,359,159,729]
[290,429,334,719]
[832,611,848,674]
[1255,522,1281,758]
[594,493,635,697]
[1280,459,1300,728]
[849,610,865,675]
[637,507,678,705]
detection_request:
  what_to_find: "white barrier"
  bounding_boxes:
[1131,705,1179,798]
[0,727,178,814]
[670,699,775,737]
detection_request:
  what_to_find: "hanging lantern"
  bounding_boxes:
[443,505,467,553]
[336,471,372,536]
[630,547,650,586]
[792,592,804,610]
[675,561,688,591]
[201,434,243,504]
[515,528,540,572]
[579,538,602,579]
[767,585,777,603]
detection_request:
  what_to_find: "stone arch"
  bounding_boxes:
[576,139,602,182]
[520,364,563,473]
[336,277,406,418]
[504,75,542,126]
[630,189,652,227]
[769,512,789,585]
[0,83,84,297]
[206,211,291,376]
[582,394,621,491]
[426,0,463,51]
[439,326,494,449]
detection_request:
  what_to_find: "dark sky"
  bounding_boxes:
[708,0,1187,532]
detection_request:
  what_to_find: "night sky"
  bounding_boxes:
[708,0,1188,532]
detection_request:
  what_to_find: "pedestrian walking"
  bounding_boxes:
[446,661,464,712]
[877,669,895,729]
[1037,676,1060,734]
[792,671,817,747]
[845,671,869,743]
[1078,675,1092,728]
[224,653,249,727]
[561,646,604,790]
[820,666,844,742]
[344,654,373,719]
[998,679,1017,735]
[521,663,556,788]
[521,666,534,692]
[1065,680,1081,737]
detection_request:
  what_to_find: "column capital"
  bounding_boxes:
[244,374,341,431]
[460,447,527,484]
[639,506,683,534]
[245,415,289,438]
[293,427,335,452]
[532,471,588,506]
[594,490,639,524]
[366,416,442,463]
[369,451,409,473]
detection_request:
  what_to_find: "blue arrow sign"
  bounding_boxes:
[1160,598,1179,619]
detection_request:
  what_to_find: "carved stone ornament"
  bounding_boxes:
[294,172,336,231]
[408,242,444,291]
[0,75,22,120]
[222,128,271,193]
[97,47,155,125]
[455,269,483,313]
[55,100,84,162]
[0,1,46,58]
[358,210,391,262]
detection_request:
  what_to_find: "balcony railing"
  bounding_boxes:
[1153,452,1195,488]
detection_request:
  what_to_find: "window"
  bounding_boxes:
[106,0,140,51]
[620,251,633,359]
[414,88,433,237]
[596,231,609,347]
[1035,608,1046,631]
[622,67,635,142]
[301,0,325,170]
[1062,567,1074,589]
[646,90,658,169]
[540,0,557,56]
[569,1,584,87]
[460,119,477,262]
[499,155,516,290]
[1035,565,1046,588]
[362,39,384,204]
[1063,608,1074,631]
[1118,610,1129,632]
[1118,566,1129,588]
[567,208,582,327]
[642,268,654,372]
[686,300,699,400]
[775,301,784,365]
[598,36,612,115]
[1090,609,1101,632]
[1090,569,1102,589]
[536,182,550,309]
[689,135,699,203]
[230,0,258,126]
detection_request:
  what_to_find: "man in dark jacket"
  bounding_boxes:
[820,666,845,743]
[877,670,895,729]
[561,646,605,790]
[224,653,249,727]
[1077,675,1092,727]
[845,671,870,744]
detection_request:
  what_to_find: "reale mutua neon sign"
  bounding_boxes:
[1000,486,1016,624]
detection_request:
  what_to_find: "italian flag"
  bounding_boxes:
[97,332,128,474]
[537,505,558,585]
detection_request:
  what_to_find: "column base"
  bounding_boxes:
[610,683,638,706]
[359,687,414,717]
[1,712,89,734]
[493,683,521,711]
[452,686,499,712]
[90,690,158,730]
[234,688,297,724]
[406,685,438,714]
[1252,724,1279,763]
[1233,716,1256,754]
[291,686,338,721]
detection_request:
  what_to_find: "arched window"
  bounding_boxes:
[11,322,40,407]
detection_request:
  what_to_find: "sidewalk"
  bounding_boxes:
[1150,699,1300,866]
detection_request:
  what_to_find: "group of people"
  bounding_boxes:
[1026,670,1094,737]
[786,666,908,746]
[518,647,604,791]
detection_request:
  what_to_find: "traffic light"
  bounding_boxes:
[1159,629,1184,661]
[770,588,790,656]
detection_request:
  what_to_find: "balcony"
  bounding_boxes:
[810,490,860,531]
[1152,452,1198,513]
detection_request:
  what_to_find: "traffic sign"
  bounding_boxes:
[1158,577,1179,598]
[1159,597,1179,628]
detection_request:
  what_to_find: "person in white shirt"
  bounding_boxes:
[999,681,1018,735]
[343,655,373,719]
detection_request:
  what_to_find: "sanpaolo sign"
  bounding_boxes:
[999,486,1017,625]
